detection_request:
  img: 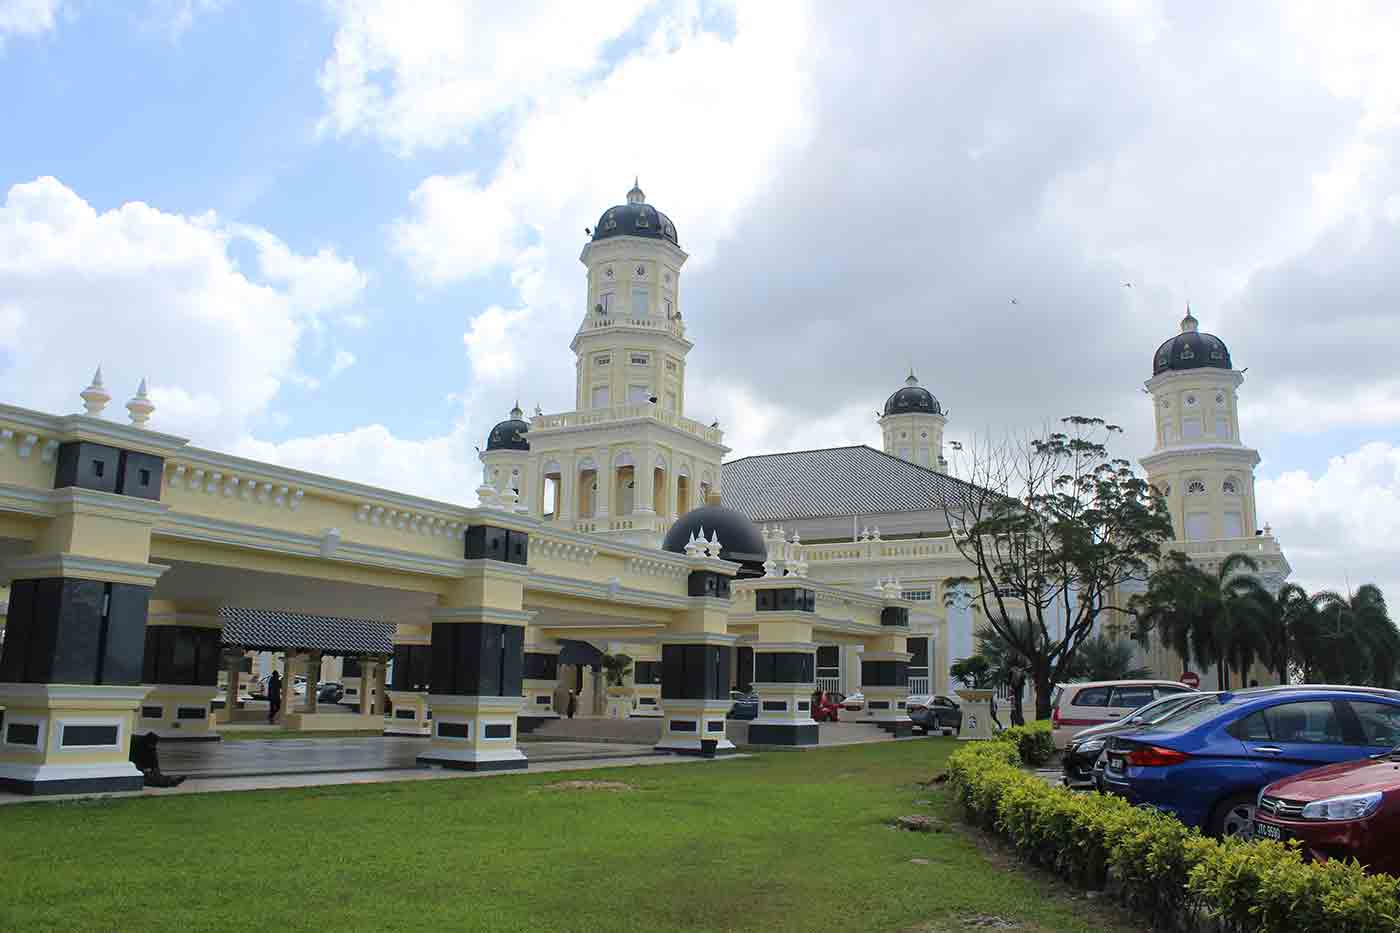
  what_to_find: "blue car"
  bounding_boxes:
[1101,687,1400,838]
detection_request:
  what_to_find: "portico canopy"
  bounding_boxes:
[220,607,394,656]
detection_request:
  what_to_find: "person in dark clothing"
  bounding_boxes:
[267,670,283,723]
[567,689,578,719]
[129,732,185,787]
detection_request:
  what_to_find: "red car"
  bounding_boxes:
[1252,749,1400,876]
[811,691,841,723]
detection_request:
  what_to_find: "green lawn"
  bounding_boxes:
[0,739,1136,933]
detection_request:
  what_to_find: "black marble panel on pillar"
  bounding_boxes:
[861,660,910,688]
[54,442,120,495]
[465,524,529,565]
[430,622,523,697]
[881,606,910,627]
[522,652,558,681]
[0,578,150,685]
[906,637,929,667]
[392,644,432,691]
[736,646,754,691]
[143,625,220,686]
[116,450,164,501]
[687,571,731,598]
[633,660,660,685]
[754,588,815,612]
[661,644,730,700]
[753,651,815,683]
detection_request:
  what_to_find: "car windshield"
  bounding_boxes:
[1141,695,1239,733]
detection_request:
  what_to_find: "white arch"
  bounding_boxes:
[542,460,562,475]
[577,457,598,472]
[613,450,635,468]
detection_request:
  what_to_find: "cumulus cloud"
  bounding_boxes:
[1257,442,1400,598]
[0,177,364,445]
[328,349,356,378]
[0,0,61,44]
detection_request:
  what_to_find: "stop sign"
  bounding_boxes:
[1181,671,1201,689]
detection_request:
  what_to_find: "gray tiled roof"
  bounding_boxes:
[720,445,986,523]
[220,608,394,656]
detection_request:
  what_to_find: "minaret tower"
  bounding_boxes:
[480,402,531,509]
[879,369,947,471]
[572,179,692,415]
[1140,308,1260,543]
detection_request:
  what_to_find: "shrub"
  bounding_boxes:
[999,720,1055,767]
[943,736,1400,933]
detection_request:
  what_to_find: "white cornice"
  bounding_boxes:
[527,415,729,455]
[1,554,169,585]
[525,571,688,610]
[1140,445,1261,469]
[51,487,171,518]
[1144,369,1244,392]
[429,606,536,625]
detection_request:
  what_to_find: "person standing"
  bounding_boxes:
[267,669,283,723]
[552,680,570,716]
[567,688,578,720]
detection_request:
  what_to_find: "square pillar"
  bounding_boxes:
[520,630,561,731]
[386,638,432,737]
[418,541,532,772]
[137,603,222,741]
[0,569,166,795]
[748,644,818,746]
[218,651,242,725]
[630,652,662,718]
[655,634,736,754]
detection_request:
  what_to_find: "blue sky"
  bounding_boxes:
[2,1,1400,597]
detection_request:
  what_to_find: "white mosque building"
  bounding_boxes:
[477,182,1292,696]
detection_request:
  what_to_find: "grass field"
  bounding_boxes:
[0,738,1138,933]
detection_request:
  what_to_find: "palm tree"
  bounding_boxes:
[974,620,1042,727]
[1132,551,1270,690]
[1065,633,1152,681]
[1314,585,1400,687]
[1247,583,1319,682]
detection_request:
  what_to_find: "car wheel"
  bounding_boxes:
[1209,793,1258,840]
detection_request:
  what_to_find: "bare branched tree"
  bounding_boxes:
[940,416,1174,719]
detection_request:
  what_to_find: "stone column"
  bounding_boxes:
[520,628,561,730]
[557,456,576,530]
[630,647,662,718]
[357,656,372,716]
[219,650,242,725]
[305,650,321,714]
[593,448,611,520]
[861,603,914,737]
[281,652,297,719]
[0,440,171,795]
[634,446,656,520]
[748,583,819,746]
[386,624,432,736]
[418,522,532,772]
[655,563,738,754]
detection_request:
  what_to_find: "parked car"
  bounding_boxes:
[842,692,865,712]
[726,691,759,721]
[317,681,345,704]
[1051,679,1198,749]
[811,691,842,722]
[1101,687,1400,837]
[1062,691,1212,788]
[909,695,962,735]
[1252,737,1400,876]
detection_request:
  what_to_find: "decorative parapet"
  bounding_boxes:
[575,314,686,341]
[530,404,723,446]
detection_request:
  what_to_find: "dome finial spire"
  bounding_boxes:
[905,367,918,386]
[1181,303,1198,333]
[510,399,523,420]
[626,177,645,205]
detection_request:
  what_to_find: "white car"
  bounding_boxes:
[842,692,865,712]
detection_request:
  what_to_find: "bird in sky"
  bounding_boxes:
[1010,298,1018,305]
[1122,282,1132,288]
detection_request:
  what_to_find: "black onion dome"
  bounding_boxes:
[1152,308,1232,375]
[663,503,767,577]
[590,180,679,247]
[883,370,942,416]
[486,403,530,452]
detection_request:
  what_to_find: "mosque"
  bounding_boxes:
[0,182,1291,794]
[478,182,1293,693]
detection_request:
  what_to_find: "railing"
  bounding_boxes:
[817,676,842,694]
[1173,535,1283,557]
[907,676,930,696]
[803,536,960,563]
[578,315,686,339]
[531,405,723,445]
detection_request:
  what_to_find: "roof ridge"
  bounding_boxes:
[725,443,870,465]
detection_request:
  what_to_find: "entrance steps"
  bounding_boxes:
[522,716,906,748]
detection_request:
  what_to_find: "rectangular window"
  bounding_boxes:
[665,392,677,412]
[897,447,912,460]
[599,292,613,312]
[1182,418,1202,439]
[917,448,931,466]
[631,286,649,316]
[1185,512,1210,541]
[627,384,651,404]
[664,297,673,316]
[901,590,932,601]
[590,385,610,409]
[594,354,611,366]
[630,353,650,366]
[1215,417,1230,438]
[1223,512,1243,538]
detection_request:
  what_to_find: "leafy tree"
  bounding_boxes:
[1064,633,1152,681]
[1313,586,1400,687]
[1246,582,1321,682]
[942,416,1175,719]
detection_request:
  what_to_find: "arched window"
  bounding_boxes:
[1222,478,1239,495]
[1186,478,1207,496]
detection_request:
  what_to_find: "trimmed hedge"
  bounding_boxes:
[945,736,1400,932]
[998,720,1056,767]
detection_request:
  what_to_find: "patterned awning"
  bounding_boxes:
[219,607,394,656]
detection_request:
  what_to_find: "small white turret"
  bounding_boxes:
[80,366,110,416]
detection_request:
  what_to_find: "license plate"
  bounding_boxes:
[1106,756,1124,774]
[1254,820,1286,841]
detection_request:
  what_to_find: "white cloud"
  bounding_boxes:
[0,177,365,445]
[1257,442,1400,598]
[143,0,226,38]
[317,0,653,154]
[329,349,356,378]
[0,0,60,44]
